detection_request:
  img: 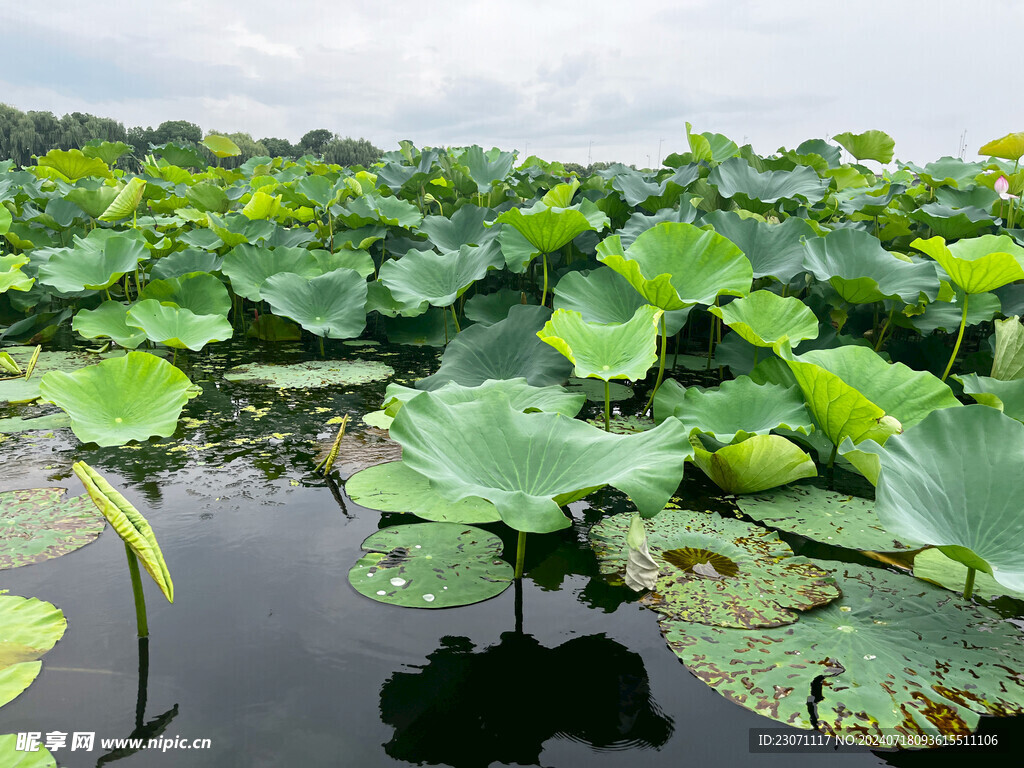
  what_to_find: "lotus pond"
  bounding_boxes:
[3,130,1024,766]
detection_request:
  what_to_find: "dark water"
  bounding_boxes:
[1,338,1020,767]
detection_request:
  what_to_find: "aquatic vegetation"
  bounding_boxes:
[687,433,817,494]
[223,359,393,388]
[125,299,234,351]
[0,488,104,568]
[347,460,500,523]
[0,594,67,709]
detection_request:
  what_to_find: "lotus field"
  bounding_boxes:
[4,127,1024,760]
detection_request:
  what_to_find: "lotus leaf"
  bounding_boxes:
[417,205,497,252]
[701,211,815,283]
[63,185,120,219]
[37,234,147,292]
[979,132,1024,161]
[379,243,502,308]
[956,374,1024,420]
[463,289,532,326]
[802,228,940,305]
[383,378,585,420]
[346,461,500,523]
[914,548,1024,601]
[221,244,320,301]
[72,301,148,348]
[654,377,813,442]
[710,291,818,348]
[241,190,282,220]
[335,192,422,229]
[261,268,367,339]
[311,248,375,278]
[596,222,752,310]
[0,413,71,434]
[461,146,516,192]
[708,158,828,212]
[496,204,605,255]
[139,271,232,316]
[616,204,700,250]
[911,234,1024,295]
[910,291,1000,334]
[223,359,393,388]
[201,134,241,158]
[126,300,233,351]
[552,268,690,334]
[537,306,662,382]
[832,129,895,163]
[688,433,817,494]
[663,562,1024,736]
[624,514,659,591]
[0,734,56,767]
[590,509,839,627]
[38,351,200,446]
[909,202,994,240]
[348,523,513,608]
[365,281,429,319]
[73,461,173,602]
[36,148,112,181]
[736,485,918,552]
[863,406,1024,591]
[390,388,691,532]
[0,595,67,709]
[416,305,572,390]
[991,315,1024,380]
[0,488,104,569]
[185,182,230,213]
[383,307,458,346]
[99,177,146,222]
[1,255,33,293]
[0,348,126,405]
[149,249,223,281]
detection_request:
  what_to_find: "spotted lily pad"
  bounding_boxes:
[346,461,500,523]
[735,485,918,552]
[348,523,513,608]
[662,562,1024,736]
[590,509,840,628]
[0,488,105,569]
[0,595,67,709]
[223,359,394,388]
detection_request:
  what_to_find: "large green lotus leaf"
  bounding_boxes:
[496,206,599,254]
[537,306,661,382]
[73,461,173,602]
[496,225,542,272]
[311,248,375,279]
[590,509,839,628]
[416,305,572,390]
[701,211,814,283]
[662,562,1024,736]
[390,389,691,533]
[383,307,458,346]
[64,184,120,218]
[864,406,1024,590]
[708,158,828,213]
[464,288,533,326]
[552,268,690,335]
[911,234,1024,294]
[802,228,940,305]
[909,291,1000,334]
[379,243,502,307]
[201,133,241,158]
[365,281,429,319]
[221,244,320,301]
[139,271,231,316]
[149,250,223,281]
[417,205,497,252]
[38,351,201,446]
[688,433,816,494]
[654,377,813,443]
[782,344,960,446]
[0,255,33,294]
[956,374,1024,420]
[241,190,282,221]
[383,378,585,421]
[185,181,230,213]
[902,156,985,189]
[223,359,394,388]
[0,206,10,235]
[914,548,1024,601]
[261,268,367,339]
[736,485,918,552]
[98,177,146,222]
[349,523,513,608]
[596,223,752,310]
[346,461,500,524]
[908,202,994,240]
[36,148,112,181]
[0,594,67,709]
[615,202,700,250]
[461,146,516,192]
[979,132,1024,161]
[832,129,895,163]
[126,300,233,350]
[992,316,1024,380]
[72,301,148,348]
[0,488,104,569]
[37,235,147,292]
[335,192,423,229]
[710,291,818,348]
[0,734,56,767]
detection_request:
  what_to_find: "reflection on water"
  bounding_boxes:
[379,632,674,767]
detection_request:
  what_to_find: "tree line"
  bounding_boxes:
[0,103,382,169]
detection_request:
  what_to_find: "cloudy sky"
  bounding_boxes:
[2,0,1021,166]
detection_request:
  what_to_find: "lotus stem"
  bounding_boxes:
[314,415,349,475]
[752,347,759,368]
[706,311,715,371]
[319,336,326,358]
[171,349,177,368]
[125,544,149,638]
[963,567,977,600]
[940,294,970,381]
[644,314,668,416]
[603,380,611,432]
[541,253,549,307]
[450,304,461,334]
[514,531,527,579]
[874,307,896,352]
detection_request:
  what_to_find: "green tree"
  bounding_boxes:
[299,128,333,155]
[323,136,382,167]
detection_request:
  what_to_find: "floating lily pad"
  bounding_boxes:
[0,734,56,767]
[0,348,124,405]
[662,562,1024,736]
[0,488,105,569]
[319,426,401,476]
[0,413,71,434]
[735,485,918,552]
[223,359,394,388]
[383,378,585,421]
[590,509,839,628]
[361,410,394,429]
[346,461,500,523]
[349,523,513,608]
[914,548,1024,601]
[0,595,67,709]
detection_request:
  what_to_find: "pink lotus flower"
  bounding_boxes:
[995,175,1019,200]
